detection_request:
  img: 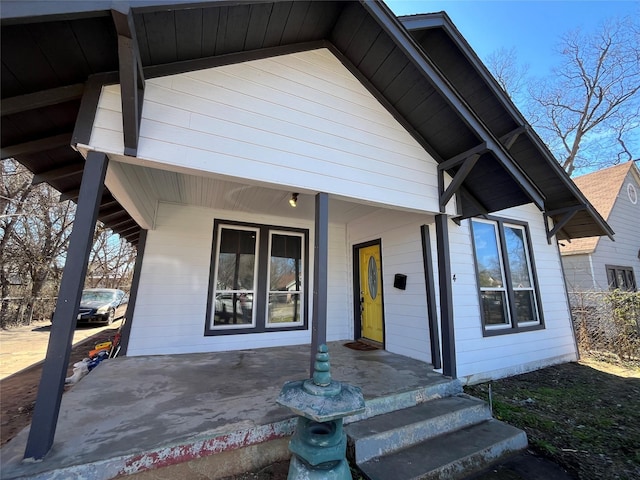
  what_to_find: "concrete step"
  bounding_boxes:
[345,395,492,463]
[357,419,528,480]
[345,377,463,424]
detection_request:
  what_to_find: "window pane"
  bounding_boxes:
[472,221,504,288]
[216,229,256,290]
[616,270,629,290]
[607,268,617,289]
[268,293,301,324]
[268,233,303,326]
[481,291,509,326]
[213,228,257,327]
[513,291,535,324]
[505,226,532,288]
[269,234,302,291]
[214,292,253,325]
[626,270,636,291]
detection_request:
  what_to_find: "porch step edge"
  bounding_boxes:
[358,419,528,480]
[345,377,462,424]
[346,395,492,463]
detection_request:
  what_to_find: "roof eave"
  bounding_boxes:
[399,12,614,241]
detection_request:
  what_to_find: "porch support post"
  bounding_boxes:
[310,192,329,377]
[117,229,148,356]
[24,151,108,460]
[420,225,441,370]
[435,214,456,379]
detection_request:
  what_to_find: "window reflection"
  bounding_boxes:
[213,228,257,326]
[267,233,303,326]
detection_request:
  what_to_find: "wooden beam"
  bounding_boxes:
[1,133,71,160]
[59,189,80,203]
[32,163,84,186]
[1,84,84,116]
[24,151,108,461]
[115,225,139,236]
[545,205,586,244]
[435,214,456,379]
[438,142,487,172]
[499,126,527,150]
[112,8,145,157]
[440,154,480,212]
[420,225,441,370]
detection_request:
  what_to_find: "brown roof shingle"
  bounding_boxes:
[560,161,637,255]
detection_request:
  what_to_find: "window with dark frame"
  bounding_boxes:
[606,265,637,291]
[206,220,308,335]
[470,217,544,335]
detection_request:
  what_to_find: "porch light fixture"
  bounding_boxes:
[289,193,298,207]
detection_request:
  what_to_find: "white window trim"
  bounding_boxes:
[211,224,260,330]
[265,230,305,328]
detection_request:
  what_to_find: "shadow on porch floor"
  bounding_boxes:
[0,341,453,480]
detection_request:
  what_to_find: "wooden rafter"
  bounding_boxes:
[1,133,71,160]
[0,84,84,117]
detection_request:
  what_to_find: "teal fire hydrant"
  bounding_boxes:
[277,344,365,479]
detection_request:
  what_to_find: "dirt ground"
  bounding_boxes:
[1,330,638,480]
[0,325,120,446]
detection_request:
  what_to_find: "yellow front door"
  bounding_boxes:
[359,243,384,343]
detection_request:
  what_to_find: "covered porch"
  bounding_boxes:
[1,341,461,480]
[0,341,459,480]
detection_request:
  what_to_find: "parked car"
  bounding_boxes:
[52,289,128,325]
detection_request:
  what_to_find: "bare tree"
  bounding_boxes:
[486,47,530,102]
[0,160,32,325]
[528,16,640,175]
[1,159,137,327]
[86,224,136,290]
[2,160,76,325]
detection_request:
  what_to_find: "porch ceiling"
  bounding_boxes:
[111,160,385,225]
[1,0,612,244]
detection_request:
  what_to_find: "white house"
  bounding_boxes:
[0,0,613,461]
[561,161,639,292]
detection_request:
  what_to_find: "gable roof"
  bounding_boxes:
[1,1,613,244]
[560,161,639,255]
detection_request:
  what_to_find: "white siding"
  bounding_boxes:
[451,204,578,384]
[562,254,597,291]
[347,209,435,364]
[90,48,453,216]
[126,202,351,356]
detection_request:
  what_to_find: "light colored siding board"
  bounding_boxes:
[92,49,444,214]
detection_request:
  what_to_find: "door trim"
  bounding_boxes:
[352,239,385,348]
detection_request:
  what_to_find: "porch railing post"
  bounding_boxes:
[310,192,329,376]
[435,214,457,379]
[24,151,108,460]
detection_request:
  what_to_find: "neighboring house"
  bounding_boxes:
[1,0,613,460]
[560,161,639,292]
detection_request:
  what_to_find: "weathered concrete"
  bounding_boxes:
[357,419,528,480]
[0,341,448,480]
[346,395,492,463]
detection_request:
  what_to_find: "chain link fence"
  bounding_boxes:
[569,290,640,364]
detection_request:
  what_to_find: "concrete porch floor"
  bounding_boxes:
[0,341,458,480]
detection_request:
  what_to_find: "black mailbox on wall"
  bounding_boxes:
[394,274,407,290]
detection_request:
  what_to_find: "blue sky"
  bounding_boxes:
[386,1,640,78]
